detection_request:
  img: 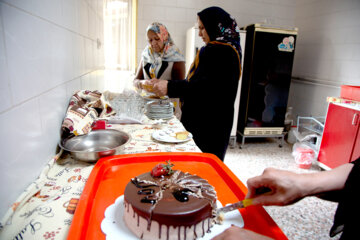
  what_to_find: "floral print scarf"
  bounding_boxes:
[141,22,184,78]
[187,7,242,81]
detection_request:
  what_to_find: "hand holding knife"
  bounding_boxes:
[217,187,272,218]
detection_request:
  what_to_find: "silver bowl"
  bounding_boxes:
[59,129,131,162]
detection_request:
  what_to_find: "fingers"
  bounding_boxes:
[139,79,156,92]
[211,226,242,240]
[246,168,282,205]
[211,226,273,240]
[136,78,168,97]
[250,193,279,206]
[152,79,168,97]
[246,168,305,206]
[147,78,159,85]
[246,173,271,199]
[143,79,153,86]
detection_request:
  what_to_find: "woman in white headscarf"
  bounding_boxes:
[134,22,185,118]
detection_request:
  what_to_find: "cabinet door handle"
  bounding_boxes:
[353,113,359,126]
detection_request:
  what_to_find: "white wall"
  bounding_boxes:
[288,0,360,119]
[136,0,296,66]
[0,0,104,218]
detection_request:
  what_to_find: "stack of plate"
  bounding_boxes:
[145,100,174,119]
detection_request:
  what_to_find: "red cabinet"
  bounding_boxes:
[318,103,360,169]
[351,132,360,162]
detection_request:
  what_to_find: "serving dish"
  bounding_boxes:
[101,195,244,239]
[140,90,169,101]
[66,152,287,240]
[152,128,193,143]
[59,129,130,162]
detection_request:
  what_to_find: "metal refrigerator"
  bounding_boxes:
[237,23,298,148]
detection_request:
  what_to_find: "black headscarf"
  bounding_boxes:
[197,6,241,60]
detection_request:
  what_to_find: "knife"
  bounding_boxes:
[217,198,253,214]
[217,187,272,215]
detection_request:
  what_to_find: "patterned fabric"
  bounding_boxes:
[61,90,115,138]
[187,6,242,81]
[197,6,241,58]
[141,22,184,79]
[0,150,94,240]
[0,118,201,240]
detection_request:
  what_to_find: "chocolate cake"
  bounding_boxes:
[123,162,217,240]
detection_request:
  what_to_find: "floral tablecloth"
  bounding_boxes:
[0,117,201,240]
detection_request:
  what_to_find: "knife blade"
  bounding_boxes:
[217,187,272,214]
[217,198,253,214]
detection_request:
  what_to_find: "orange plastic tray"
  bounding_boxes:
[67,152,287,240]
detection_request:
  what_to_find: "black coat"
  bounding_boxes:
[330,157,360,239]
[168,43,240,160]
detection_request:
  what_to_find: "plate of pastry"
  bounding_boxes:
[152,128,192,143]
[139,90,169,101]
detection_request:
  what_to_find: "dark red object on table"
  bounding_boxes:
[92,120,107,130]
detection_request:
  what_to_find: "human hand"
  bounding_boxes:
[246,168,307,206]
[211,225,273,240]
[140,80,154,92]
[133,79,152,91]
[149,78,168,97]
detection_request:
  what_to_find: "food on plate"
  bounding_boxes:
[123,161,218,240]
[175,131,189,140]
[142,84,154,92]
[140,91,167,100]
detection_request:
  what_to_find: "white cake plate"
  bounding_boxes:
[101,195,244,240]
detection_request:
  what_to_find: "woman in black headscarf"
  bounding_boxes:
[148,6,242,161]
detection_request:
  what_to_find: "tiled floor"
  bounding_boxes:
[224,138,340,240]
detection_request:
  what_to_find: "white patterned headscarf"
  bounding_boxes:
[141,22,184,78]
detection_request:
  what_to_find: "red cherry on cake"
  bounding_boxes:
[151,161,174,177]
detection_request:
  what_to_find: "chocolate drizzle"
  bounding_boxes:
[131,178,157,188]
[140,196,157,204]
[207,218,211,233]
[193,224,197,238]
[159,224,162,239]
[166,225,170,240]
[138,189,154,195]
[202,220,205,236]
[184,226,187,240]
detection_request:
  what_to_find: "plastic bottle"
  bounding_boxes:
[284,107,294,132]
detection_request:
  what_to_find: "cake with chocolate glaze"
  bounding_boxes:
[123,161,217,240]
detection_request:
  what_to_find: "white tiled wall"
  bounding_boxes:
[289,0,360,119]
[0,0,104,217]
[294,0,360,85]
[0,9,12,113]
